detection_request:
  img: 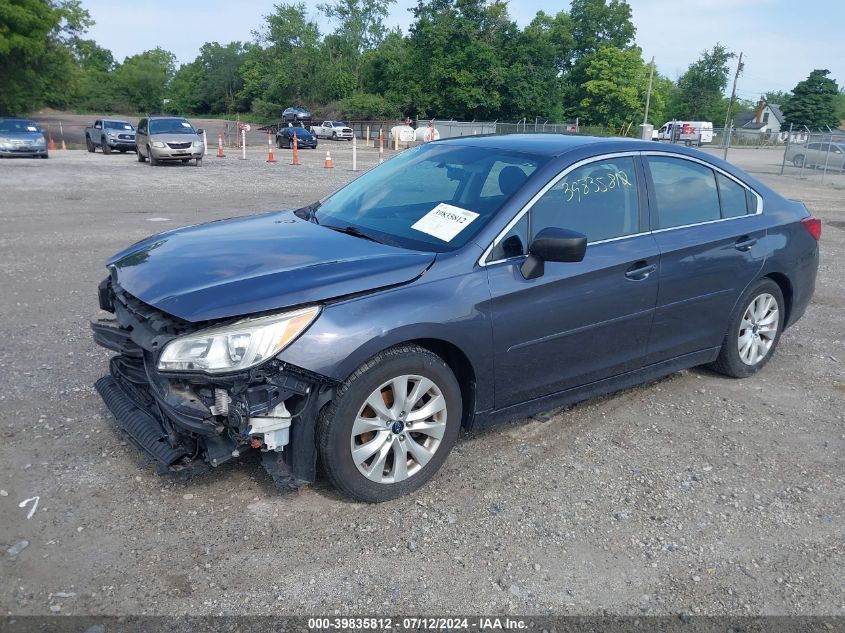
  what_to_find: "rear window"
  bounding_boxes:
[648,157,721,229]
[716,173,750,218]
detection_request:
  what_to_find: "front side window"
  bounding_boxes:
[648,157,720,229]
[529,157,640,243]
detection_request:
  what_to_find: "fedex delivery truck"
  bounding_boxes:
[657,121,714,146]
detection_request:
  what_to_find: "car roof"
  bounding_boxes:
[434,133,720,160]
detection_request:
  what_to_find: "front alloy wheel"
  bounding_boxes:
[319,344,461,502]
[350,375,448,484]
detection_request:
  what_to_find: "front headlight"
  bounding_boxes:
[34,136,46,145]
[193,140,203,148]
[152,141,166,148]
[157,306,320,373]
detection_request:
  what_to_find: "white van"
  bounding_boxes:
[657,121,714,146]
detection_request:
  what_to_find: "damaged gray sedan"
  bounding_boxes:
[92,135,819,502]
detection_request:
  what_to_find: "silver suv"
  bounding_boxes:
[136,116,204,166]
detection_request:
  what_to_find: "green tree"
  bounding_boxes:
[319,0,394,88]
[498,10,573,120]
[239,3,322,112]
[672,44,735,121]
[0,0,91,114]
[567,0,635,68]
[577,45,646,129]
[403,0,514,119]
[781,69,839,129]
[112,48,176,113]
[70,38,117,111]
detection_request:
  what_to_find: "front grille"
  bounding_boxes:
[167,142,191,150]
[118,134,135,140]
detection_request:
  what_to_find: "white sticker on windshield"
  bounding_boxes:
[27,126,37,131]
[181,121,191,128]
[124,124,132,130]
[411,203,479,242]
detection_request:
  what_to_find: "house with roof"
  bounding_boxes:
[735,98,785,134]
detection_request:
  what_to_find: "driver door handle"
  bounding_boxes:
[625,261,657,280]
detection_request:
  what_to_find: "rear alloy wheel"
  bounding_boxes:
[86,136,95,153]
[710,279,784,378]
[319,345,461,502]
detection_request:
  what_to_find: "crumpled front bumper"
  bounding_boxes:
[91,280,336,488]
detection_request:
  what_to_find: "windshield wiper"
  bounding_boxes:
[323,224,382,244]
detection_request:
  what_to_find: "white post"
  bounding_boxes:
[366,125,370,147]
[241,129,246,160]
[352,134,358,172]
[203,130,208,156]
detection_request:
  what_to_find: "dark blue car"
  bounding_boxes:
[92,134,820,502]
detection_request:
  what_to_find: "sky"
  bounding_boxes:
[82,0,845,99]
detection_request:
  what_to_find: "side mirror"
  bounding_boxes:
[520,227,587,280]
[196,128,204,135]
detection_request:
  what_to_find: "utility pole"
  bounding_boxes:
[643,56,655,124]
[723,51,744,158]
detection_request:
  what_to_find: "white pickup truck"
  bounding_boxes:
[310,121,354,140]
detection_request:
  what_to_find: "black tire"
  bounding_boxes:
[136,148,145,162]
[277,137,283,149]
[101,137,111,154]
[318,344,462,503]
[181,158,190,163]
[86,136,95,153]
[709,278,785,378]
[792,155,804,168]
[41,153,49,159]
[195,157,202,167]
[119,149,127,153]
[148,147,157,166]
[332,131,338,140]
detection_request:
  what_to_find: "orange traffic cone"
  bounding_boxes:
[266,132,276,163]
[48,136,57,151]
[216,134,226,158]
[324,150,333,169]
[291,132,301,166]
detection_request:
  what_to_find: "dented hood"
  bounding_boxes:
[107,211,435,322]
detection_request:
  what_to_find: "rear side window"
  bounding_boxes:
[648,157,720,229]
[716,173,749,218]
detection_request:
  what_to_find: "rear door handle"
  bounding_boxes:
[735,236,758,251]
[625,262,657,280]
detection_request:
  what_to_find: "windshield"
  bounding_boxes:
[0,119,39,133]
[149,118,195,134]
[332,122,347,127]
[314,143,545,253]
[105,121,134,130]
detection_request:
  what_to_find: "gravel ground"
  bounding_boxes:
[0,145,843,617]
